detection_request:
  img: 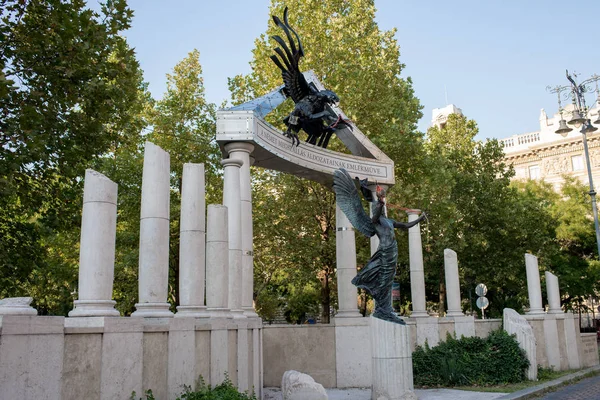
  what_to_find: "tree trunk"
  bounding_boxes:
[320,271,331,324]
[439,265,446,316]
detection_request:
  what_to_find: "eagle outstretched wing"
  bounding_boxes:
[332,169,377,238]
[270,7,313,103]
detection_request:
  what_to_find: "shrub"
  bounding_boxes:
[132,376,257,400]
[412,329,529,387]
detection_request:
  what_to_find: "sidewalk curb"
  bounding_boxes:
[497,365,600,400]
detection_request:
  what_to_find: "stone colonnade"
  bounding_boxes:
[69,141,259,320]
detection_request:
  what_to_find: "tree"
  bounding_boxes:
[229,0,423,322]
[415,114,555,317]
[0,0,146,313]
[95,50,219,315]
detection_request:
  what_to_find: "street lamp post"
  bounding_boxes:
[549,71,600,258]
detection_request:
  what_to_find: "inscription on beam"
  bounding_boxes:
[255,121,389,181]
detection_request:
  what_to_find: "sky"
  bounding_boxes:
[114,0,600,141]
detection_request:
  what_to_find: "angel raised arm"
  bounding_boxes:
[333,168,427,324]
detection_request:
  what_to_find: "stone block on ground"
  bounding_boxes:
[281,370,328,400]
[503,308,537,380]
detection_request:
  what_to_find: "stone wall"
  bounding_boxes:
[262,317,503,389]
[0,316,262,400]
[580,333,600,367]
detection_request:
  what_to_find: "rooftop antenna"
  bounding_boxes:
[444,85,449,105]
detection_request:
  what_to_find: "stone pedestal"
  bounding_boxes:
[70,169,120,317]
[545,271,562,314]
[206,205,231,318]
[222,157,245,318]
[503,308,537,380]
[444,249,464,317]
[336,203,361,318]
[525,254,544,315]
[0,297,37,316]
[176,163,208,317]
[370,317,417,400]
[407,210,428,318]
[133,142,174,318]
[226,143,258,318]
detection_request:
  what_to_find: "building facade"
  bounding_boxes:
[430,104,600,190]
[500,105,600,190]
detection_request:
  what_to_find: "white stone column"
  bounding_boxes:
[370,317,417,400]
[407,210,428,318]
[444,249,464,317]
[176,163,208,317]
[205,205,231,317]
[525,254,545,315]
[225,143,258,318]
[336,203,361,318]
[222,157,245,318]
[545,271,562,314]
[70,169,120,317]
[132,142,173,317]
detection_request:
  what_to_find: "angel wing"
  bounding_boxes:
[270,7,314,103]
[332,169,377,238]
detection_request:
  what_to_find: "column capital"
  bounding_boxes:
[221,158,243,168]
[224,142,255,155]
[406,209,422,216]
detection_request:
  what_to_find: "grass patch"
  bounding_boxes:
[451,367,591,394]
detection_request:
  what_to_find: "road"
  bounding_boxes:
[538,374,600,399]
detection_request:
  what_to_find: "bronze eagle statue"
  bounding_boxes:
[269,7,350,149]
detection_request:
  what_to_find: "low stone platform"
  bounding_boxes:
[263,387,507,400]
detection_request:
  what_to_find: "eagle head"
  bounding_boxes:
[316,90,339,105]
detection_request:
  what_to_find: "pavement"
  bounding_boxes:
[264,387,506,399]
[263,365,600,400]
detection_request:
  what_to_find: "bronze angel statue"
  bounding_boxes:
[269,7,350,148]
[333,168,428,324]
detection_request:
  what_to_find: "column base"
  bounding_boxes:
[175,305,210,318]
[446,310,464,317]
[409,311,430,318]
[547,309,563,314]
[69,300,120,317]
[243,307,259,318]
[207,307,233,318]
[336,309,362,318]
[231,309,247,319]
[526,309,546,315]
[131,302,174,318]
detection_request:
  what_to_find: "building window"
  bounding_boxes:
[529,165,540,180]
[572,155,584,171]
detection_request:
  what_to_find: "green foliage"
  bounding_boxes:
[132,377,257,400]
[231,0,422,322]
[413,330,529,387]
[0,0,146,314]
[96,49,219,315]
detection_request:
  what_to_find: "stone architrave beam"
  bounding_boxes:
[70,169,120,317]
[525,254,544,315]
[132,142,173,318]
[444,249,464,317]
[176,163,208,317]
